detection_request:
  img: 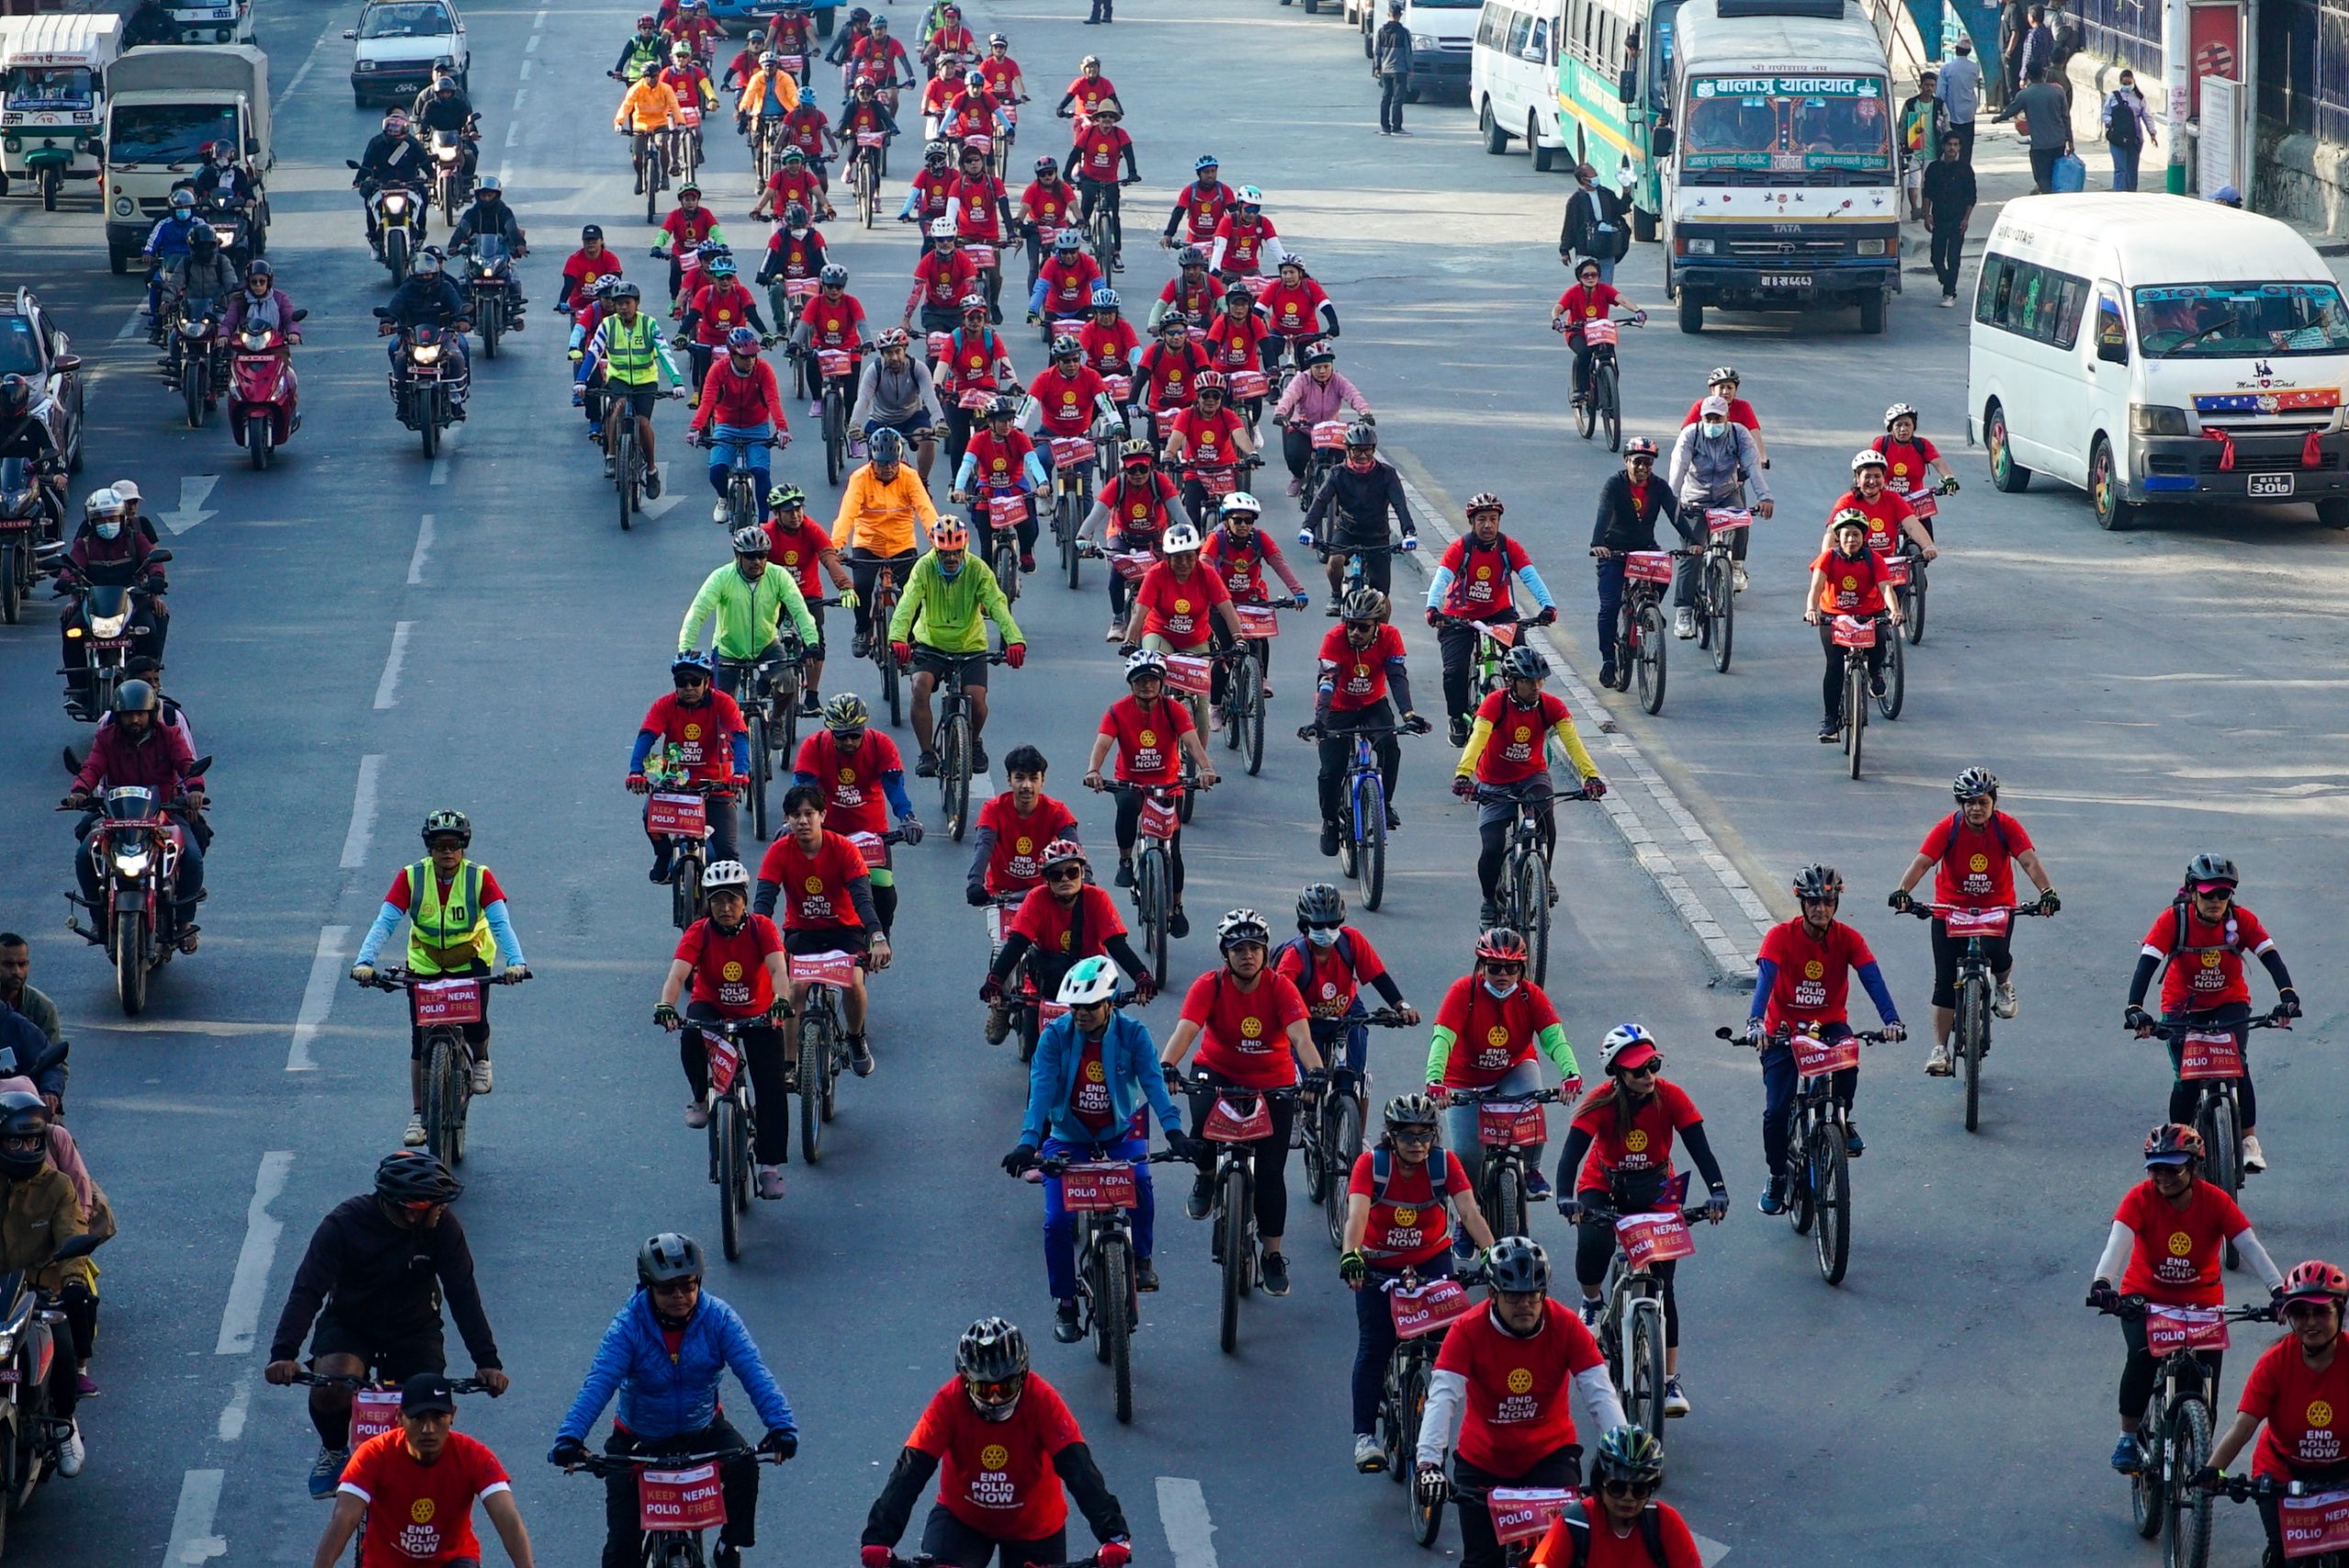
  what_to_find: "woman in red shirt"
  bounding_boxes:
[2206,1258,2349,1565]
[1557,1026,1728,1420]
[2087,1123,2285,1473]
[1550,255,1643,410]
[656,860,793,1193]
[1158,908,1322,1296]
[1083,651,1219,932]
[1804,512,1899,742]
[1530,1426,1708,1568]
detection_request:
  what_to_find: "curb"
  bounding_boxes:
[1393,469,1767,986]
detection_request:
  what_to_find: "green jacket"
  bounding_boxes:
[887,550,1021,655]
[679,563,819,661]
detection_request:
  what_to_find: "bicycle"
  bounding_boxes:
[1439,1477,1573,1564]
[1375,1263,1477,1543]
[1432,613,1535,714]
[1303,719,1420,912]
[644,774,737,929]
[1606,549,1674,715]
[704,429,780,535]
[361,968,529,1169]
[1687,505,1744,673]
[1440,1083,1568,1241]
[2135,1012,2292,1262]
[1309,537,1404,612]
[915,645,1008,841]
[1581,1183,1711,1440]
[2096,1296,2277,1568]
[562,1446,785,1568]
[1215,638,1270,778]
[849,130,887,227]
[1894,478,1954,646]
[1018,1142,1186,1423]
[974,485,1029,603]
[683,1012,785,1262]
[1720,1025,1890,1286]
[1107,781,1189,989]
[1191,1075,1307,1353]
[1901,901,2051,1131]
[1474,784,1592,988]
[786,942,866,1167]
[1300,1008,1410,1249]
[630,124,674,226]
[1295,417,1350,506]
[609,387,685,531]
[717,650,796,844]
[1046,431,1101,589]
[866,561,905,725]
[2213,1471,2349,1568]
[1561,314,1642,453]
[1823,611,1894,781]
[809,346,860,485]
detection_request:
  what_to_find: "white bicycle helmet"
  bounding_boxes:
[1216,908,1271,951]
[1598,1023,1659,1073]
[1161,520,1203,552]
[1235,184,1264,205]
[1123,649,1168,683]
[930,217,957,239]
[1056,955,1120,1006]
[1219,491,1262,518]
[703,860,751,894]
[1850,448,1888,473]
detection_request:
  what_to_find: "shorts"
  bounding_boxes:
[785,924,869,956]
[864,410,934,442]
[308,1310,448,1381]
[911,647,989,687]
[607,385,659,417]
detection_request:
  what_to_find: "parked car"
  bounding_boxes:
[0,288,85,473]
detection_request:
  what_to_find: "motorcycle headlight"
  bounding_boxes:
[181,320,206,338]
[383,194,406,212]
[91,609,129,638]
[412,343,442,363]
[112,848,150,876]
[241,331,269,350]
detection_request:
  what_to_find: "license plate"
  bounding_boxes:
[2250,473,2296,497]
[1760,272,1813,289]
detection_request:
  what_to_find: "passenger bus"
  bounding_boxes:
[1550,0,1676,237]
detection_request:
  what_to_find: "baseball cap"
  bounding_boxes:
[1700,395,1731,417]
[582,223,606,241]
[400,1372,458,1414]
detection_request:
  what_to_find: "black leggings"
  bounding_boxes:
[919,1503,1065,1568]
[1573,1206,1679,1348]
[1819,620,1887,724]
[682,1002,792,1162]
[1077,177,1123,252]
[1476,802,1553,902]
[1318,704,1400,828]
[1186,1075,1298,1240]
[848,547,919,639]
[2164,1003,2257,1129]
[2118,1311,2223,1421]
[1113,787,1185,898]
[1929,918,2013,1010]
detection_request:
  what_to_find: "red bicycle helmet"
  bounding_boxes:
[1475,927,1530,964]
[2143,1123,2205,1165]
[2282,1259,2349,1306]
[1193,370,1228,395]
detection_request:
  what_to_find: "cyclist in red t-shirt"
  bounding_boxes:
[1305,585,1431,855]
[1677,366,1768,468]
[1084,651,1219,927]
[1889,767,2060,1073]
[1529,1426,1708,1568]
[2202,1257,2349,1561]
[963,743,1079,905]
[753,784,891,1076]
[983,839,1156,1023]
[1083,442,1182,638]
[1872,401,1957,511]
[2126,854,2301,1174]
[316,1373,537,1568]
[860,1318,1133,1568]
[1551,256,1644,410]
[1275,881,1418,1092]
[1805,512,1901,742]
[1450,645,1603,926]
[789,695,921,941]
[656,860,793,1193]
[1819,449,1936,562]
[629,651,750,879]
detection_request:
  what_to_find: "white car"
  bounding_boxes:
[347,0,469,108]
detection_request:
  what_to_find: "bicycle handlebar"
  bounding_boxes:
[1899,902,2052,920]
[1712,1024,1893,1049]
[1025,1148,1192,1177]
[564,1447,785,1477]
[1437,1083,1569,1106]
[365,967,532,991]
[290,1373,495,1393]
[2132,1014,2294,1040]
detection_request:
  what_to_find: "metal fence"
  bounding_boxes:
[2260,0,2349,144]
[2071,0,2164,77]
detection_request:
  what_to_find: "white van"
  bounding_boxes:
[1472,0,1567,168]
[1969,194,2349,530]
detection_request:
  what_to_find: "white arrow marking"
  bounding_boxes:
[1697,1531,1731,1565]
[639,462,685,517]
[157,474,218,535]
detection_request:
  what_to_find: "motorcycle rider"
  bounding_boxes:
[381,250,473,417]
[192,138,261,207]
[59,491,170,712]
[353,112,432,251]
[0,1093,96,1477]
[139,187,202,335]
[449,177,530,331]
[1664,395,1774,594]
[61,681,206,950]
[162,222,240,336]
[412,72,481,184]
[220,259,300,344]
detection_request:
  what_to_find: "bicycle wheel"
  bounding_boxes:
[1138,850,1170,989]
[1707,555,1735,673]
[1404,1361,1442,1546]
[616,428,637,531]
[1487,1162,1525,1243]
[992,537,1019,605]
[1099,1236,1134,1423]
[673,851,703,932]
[1220,673,1241,752]
[1300,1096,1328,1205]
[425,1036,464,1168]
[1336,786,1359,879]
[1634,601,1666,715]
[879,641,903,726]
[2163,1397,2213,1568]
[1905,565,1928,645]
[2132,1406,2165,1537]
[1610,603,1635,690]
[1241,662,1266,777]
[1787,1112,1817,1236]
[1629,1299,1668,1440]
[1217,1167,1248,1353]
[2201,1094,2240,1269]
[1358,772,1387,912]
[1598,362,1620,453]
[1877,630,1905,720]
[1513,851,1552,987]
[1322,1095,1363,1251]
[1813,1124,1851,1285]
[799,1008,829,1165]
[1844,661,1865,781]
[1574,376,1596,440]
[1957,974,1987,1132]
[1061,492,1083,587]
[715,1097,743,1261]
[747,712,772,841]
[824,384,845,485]
[942,711,973,840]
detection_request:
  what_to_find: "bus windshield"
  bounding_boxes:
[1679,73,1892,173]
[2133,282,2349,359]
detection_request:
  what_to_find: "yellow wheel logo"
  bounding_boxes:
[1840,574,1858,592]
[684,722,704,740]
[1393,1207,1419,1227]
[1475,565,1493,580]
[1513,726,1531,742]
[803,876,824,894]
[1085,1059,1107,1082]
[1624,1129,1650,1152]
[1174,598,1192,614]
[1015,836,1033,854]
[1486,1026,1509,1048]
[2166,1231,2194,1258]
[2311,1401,2336,1428]
[2202,951,2222,969]
[824,316,841,331]
[839,767,855,784]
[1803,961,1825,981]
[1139,729,1157,746]
[410,1499,437,1523]
[1505,1368,1534,1395]
[1240,1016,1264,1039]
[980,1443,1009,1470]
[721,962,744,982]
[1967,853,1989,873]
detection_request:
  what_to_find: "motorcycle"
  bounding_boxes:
[227,309,304,471]
[460,236,518,359]
[195,190,257,271]
[0,460,63,628]
[347,161,426,284]
[160,292,228,428]
[0,1229,106,1547]
[62,772,210,1016]
[374,308,466,459]
[429,123,476,226]
[54,550,170,722]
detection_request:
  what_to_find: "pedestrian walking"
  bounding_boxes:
[1991,67,2072,193]
[1558,163,1629,284]
[2018,4,2054,89]
[2101,69,2155,190]
[1920,132,1976,305]
[1898,71,1950,220]
[1374,3,1412,135]
[1939,38,1983,163]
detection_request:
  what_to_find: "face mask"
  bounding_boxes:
[1701,418,1728,437]
[1307,928,1339,949]
[938,558,963,580]
[1483,978,1519,1000]
[95,519,122,540]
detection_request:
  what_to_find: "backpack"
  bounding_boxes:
[1368,1142,1457,1205]
[1943,809,2011,857]
[2169,898,2244,957]
[1274,930,1360,1002]
[1550,1497,1669,1568]
[2105,93,2142,147]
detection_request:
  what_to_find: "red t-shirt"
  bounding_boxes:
[2241,1337,2349,1478]
[1205,310,1269,373]
[1021,178,1077,233]
[338,1429,511,1565]
[1570,1080,1701,1193]
[977,794,1080,895]
[914,250,980,310]
[791,728,903,838]
[908,167,958,224]
[906,1374,1084,1539]
[1680,395,1761,431]
[1202,528,1280,604]
[1433,1302,1605,1475]
[1829,486,1917,557]
[782,106,829,158]
[1811,547,1892,617]
[1348,1148,1469,1266]
[2143,903,2276,1013]
[1077,318,1139,378]
[1167,405,1245,470]
[661,207,720,251]
[385,864,507,914]
[675,913,785,1016]
[1318,624,1405,711]
[948,173,1008,240]
[1531,1500,1707,1568]
[1211,212,1278,273]
[1918,810,2032,909]
[1028,365,1108,438]
[1554,282,1623,329]
[762,167,825,217]
[1063,73,1119,116]
[1441,535,1532,621]
[1097,694,1195,785]
[1072,125,1132,183]
[1471,688,1567,785]
[965,427,1037,493]
[1182,968,1309,1088]
[798,291,867,350]
[1136,562,1230,646]
[2114,1178,2248,1307]
[563,247,625,292]
[640,691,745,784]
[1275,927,1389,1018]
[1755,918,1875,1031]
[753,829,866,929]
[1137,340,1206,411]
[939,328,1008,395]
[1070,1028,1118,1133]
[1008,883,1126,961]
[1100,473,1177,545]
[1156,274,1218,321]
[763,228,826,282]
[1258,278,1329,339]
[1432,974,1562,1089]
[1035,255,1105,319]
[764,516,836,599]
[1172,178,1232,239]
[1872,433,1943,495]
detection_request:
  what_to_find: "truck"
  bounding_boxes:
[0,14,122,210]
[101,43,271,274]
[1660,0,1900,335]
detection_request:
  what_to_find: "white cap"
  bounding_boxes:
[1700,395,1731,418]
[109,479,141,504]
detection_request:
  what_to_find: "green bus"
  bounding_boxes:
[1553,0,1679,239]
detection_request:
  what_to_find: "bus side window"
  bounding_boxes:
[2094,287,2128,364]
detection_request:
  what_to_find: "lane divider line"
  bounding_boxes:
[1155,1476,1219,1568]
[286,925,349,1073]
[340,755,384,870]
[407,513,435,584]
[373,621,413,710]
[161,1468,228,1567]
[213,1151,293,1353]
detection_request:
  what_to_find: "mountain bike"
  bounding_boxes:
[1441,1083,1567,1241]
[1431,613,1537,718]
[921,646,1008,841]
[975,487,1028,604]
[1108,781,1189,989]
[562,1446,785,1568]
[1216,636,1270,778]
[1475,784,1595,988]
[1375,1263,1477,1542]
[631,125,674,225]
[717,651,797,843]
[2136,1012,2291,1264]
[1824,612,1893,781]
[1723,1025,1888,1286]
[1562,314,1640,452]
[866,561,905,725]
[1690,506,1744,672]
[1019,1143,1186,1423]
[850,130,887,227]
[1895,480,1954,645]
[1609,550,1673,714]
[2214,1471,2349,1568]
[643,774,737,929]
[687,1012,785,1261]
[1904,901,2050,1131]
[706,430,780,535]
[1193,1076,1308,1354]
[1581,1183,1711,1440]
[1301,1008,1410,1248]
[786,944,872,1167]
[609,387,685,531]
[1305,719,1422,912]
[362,969,529,1170]
[1047,432,1100,588]
[2097,1296,2277,1568]
[810,346,859,485]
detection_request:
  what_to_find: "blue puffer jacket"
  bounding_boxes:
[557,1289,796,1443]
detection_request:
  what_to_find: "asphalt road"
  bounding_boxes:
[0,0,2343,1564]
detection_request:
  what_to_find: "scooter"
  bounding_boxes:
[227,310,305,471]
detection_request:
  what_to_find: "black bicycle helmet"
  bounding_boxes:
[1791,864,1843,902]
[1338,586,1386,625]
[869,428,906,464]
[636,1231,705,1286]
[1593,1425,1666,1485]
[1486,1235,1550,1294]
[2143,1122,2205,1165]
[1497,645,1549,684]
[1342,419,1377,450]
[376,1149,463,1207]
[420,808,472,846]
[1175,245,1207,268]
[0,1093,49,1181]
[818,263,850,287]
[1297,882,1345,928]
[2185,853,2239,889]
[1952,767,1998,801]
[955,1315,1029,1382]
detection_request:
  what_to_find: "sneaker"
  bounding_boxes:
[1319,822,1341,857]
[1598,662,1618,688]
[1924,1043,1954,1076]
[603,455,617,478]
[2243,1134,2268,1173]
[915,751,940,778]
[470,1060,493,1095]
[1053,1300,1085,1342]
[308,1446,350,1499]
[1106,622,1124,642]
[1869,673,1887,698]
[1732,565,1749,593]
[649,846,674,884]
[1477,899,1499,927]
[1940,294,1958,307]
[1114,860,1136,889]
[2111,1433,2143,1473]
[1186,1173,1215,1219]
[402,1113,428,1148]
[849,1035,875,1076]
[1523,1168,1552,1202]
[1674,607,1697,639]
[852,630,873,659]
[1168,907,1189,939]
[1664,1376,1691,1418]
[1354,1433,1387,1473]
[756,1164,786,1199]
[712,501,733,523]
[1385,805,1401,831]
[1449,715,1471,748]
[1020,552,1036,573]
[74,1373,97,1398]
[1843,1122,1865,1156]
[53,1419,83,1478]
[808,400,823,417]
[1286,476,1304,498]
[1756,1179,1788,1216]
[1261,1250,1291,1296]
[984,1002,1011,1043]
[970,740,989,773]
[1818,721,1841,743]
[643,467,662,499]
[1578,1297,1604,1328]
[1326,596,1342,617]
[1136,1258,1160,1292]
[1994,977,2020,1019]
[685,1098,711,1129]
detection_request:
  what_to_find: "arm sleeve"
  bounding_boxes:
[2234,1228,2287,1292]
[1053,1441,1130,1543]
[861,1447,941,1547]
[848,875,883,931]
[753,879,780,918]
[1554,1124,1595,1193]
[1455,717,1493,778]
[731,732,752,775]
[2094,1218,2133,1284]
[1105,932,1152,988]
[1387,662,1417,717]
[481,900,524,968]
[1416,1368,1466,1466]
[881,770,915,819]
[1425,564,1456,609]
[964,825,997,898]
[1536,1021,1578,1082]
[2127,951,2161,1008]
[1855,961,1900,1024]
[354,900,406,967]
[1749,961,1776,1020]
[2258,948,2295,994]
[1573,1362,1629,1432]
[1678,1119,1728,1191]
[1514,564,1555,611]
[1259,534,1306,594]
[1424,1025,1456,1084]
[988,930,1036,984]
[1550,717,1598,779]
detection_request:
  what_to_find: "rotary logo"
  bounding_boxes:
[1506,1368,1535,1395]
[1393,1207,1419,1227]
[1968,853,1989,873]
[1486,1026,1510,1048]
[824,315,841,331]
[803,876,824,894]
[1803,961,1825,981]
[1174,598,1192,614]
[411,1499,437,1523]
[2201,952,2222,969]
[1624,1129,1651,1152]
[980,1443,1010,1471]
[721,962,744,982]
[839,767,855,784]
[1139,729,1157,746]
[1061,391,1077,405]
[1475,564,1494,580]
[1085,1059,1107,1083]
[2167,1231,2195,1258]
[1241,1016,1264,1039]
[1840,574,1858,592]
[684,722,704,740]
[2312,1401,2336,1428]
[1514,725,1531,742]
[1016,836,1034,854]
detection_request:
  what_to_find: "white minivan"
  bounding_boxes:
[1970,194,2349,530]
[1472,0,1566,168]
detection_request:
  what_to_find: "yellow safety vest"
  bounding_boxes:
[406,861,495,973]
[603,313,660,386]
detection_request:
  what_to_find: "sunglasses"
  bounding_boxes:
[674,675,711,690]
[1599,1478,1658,1500]
[967,1375,1022,1405]
[1627,456,1654,467]
[1620,1060,1663,1076]
[1046,866,1085,883]
[650,1277,700,1296]
[1483,962,1525,978]
[2286,1302,2340,1321]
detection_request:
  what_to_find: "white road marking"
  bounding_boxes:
[280,25,339,102]
[215,1380,250,1442]
[496,161,513,185]
[340,755,384,870]
[114,306,148,343]
[506,120,521,148]
[406,513,435,584]
[286,925,350,1073]
[518,57,535,80]
[1156,1477,1219,1568]
[161,1469,228,1566]
[1697,1531,1732,1565]
[429,455,451,486]
[157,474,220,535]
[639,462,685,517]
[213,1151,293,1353]
[969,770,993,797]
[373,621,413,710]
[513,87,529,113]
[526,30,540,51]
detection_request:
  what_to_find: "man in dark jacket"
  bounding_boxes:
[1920,131,1976,304]
[1374,3,1412,135]
[1587,438,1685,685]
[1559,164,1630,283]
[1300,420,1416,607]
[264,1151,507,1498]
